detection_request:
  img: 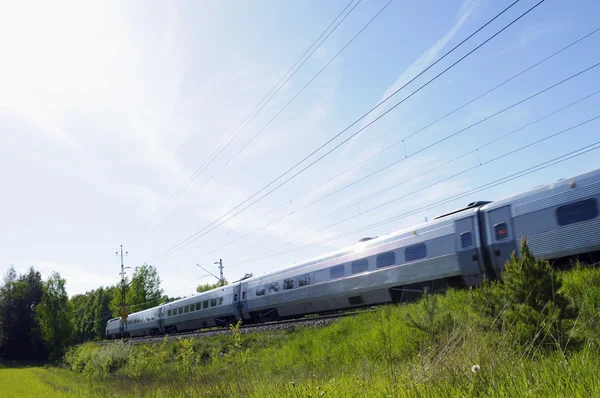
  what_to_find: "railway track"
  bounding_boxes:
[100,310,367,345]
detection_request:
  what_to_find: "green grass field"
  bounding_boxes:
[5,260,600,397]
[0,365,87,397]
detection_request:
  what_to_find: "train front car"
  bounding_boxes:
[105,317,124,340]
[480,168,600,278]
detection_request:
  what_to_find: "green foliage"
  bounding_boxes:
[109,264,164,318]
[11,236,600,396]
[503,237,567,312]
[35,272,73,362]
[126,264,164,312]
[0,266,46,358]
[501,237,573,350]
[406,289,456,347]
[59,270,600,397]
[64,341,132,380]
[559,263,600,344]
[196,279,228,293]
[468,278,507,326]
[71,286,115,343]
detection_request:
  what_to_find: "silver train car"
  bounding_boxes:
[106,167,600,339]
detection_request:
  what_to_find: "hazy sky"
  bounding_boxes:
[1,0,599,298]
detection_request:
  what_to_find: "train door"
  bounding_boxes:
[234,282,251,321]
[157,306,165,333]
[239,281,250,320]
[486,205,516,279]
[454,215,485,285]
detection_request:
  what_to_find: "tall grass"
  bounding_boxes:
[60,253,600,397]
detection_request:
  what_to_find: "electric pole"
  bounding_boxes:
[196,259,225,287]
[116,245,129,336]
[215,258,224,286]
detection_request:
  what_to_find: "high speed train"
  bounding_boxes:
[106,167,600,339]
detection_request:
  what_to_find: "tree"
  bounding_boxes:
[126,264,164,313]
[36,272,73,362]
[0,266,45,358]
[0,266,18,355]
[197,278,228,293]
[503,237,567,312]
[502,237,572,349]
[71,286,115,343]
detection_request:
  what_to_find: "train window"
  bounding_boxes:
[203,300,209,309]
[178,307,183,315]
[242,291,246,299]
[376,252,395,268]
[219,297,223,305]
[298,274,311,287]
[234,294,238,302]
[405,243,427,262]
[256,287,266,296]
[167,310,171,317]
[556,198,598,226]
[314,269,328,283]
[352,259,368,274]
[283,279,295,290]
[184,305,189,313]
[196,303,201,311]
[494,223,508,241]
[210,299,217,307]
[268,282,280,293]
[330,265,345,279]
[461,232,473,248]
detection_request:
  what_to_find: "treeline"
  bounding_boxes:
[0,263,172,362]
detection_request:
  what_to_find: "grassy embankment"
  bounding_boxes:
[5,249,600,397]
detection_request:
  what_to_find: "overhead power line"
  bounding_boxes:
[148,0,534,263]
[126,0,361,244]
[176,87,600,266]
[137,0,396,243]
[174,25,600,256]
[226,140,600,268]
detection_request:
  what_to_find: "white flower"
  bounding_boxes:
[471,364,481,373]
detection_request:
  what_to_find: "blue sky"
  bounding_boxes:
[1,0,599,298]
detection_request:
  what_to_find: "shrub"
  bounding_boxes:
[500,237,573,350]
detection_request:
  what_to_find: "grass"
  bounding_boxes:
[0,363,92,397]
[11,259,600,397]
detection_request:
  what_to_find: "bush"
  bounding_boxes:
[502,237,573,350]
[64,341,132,380]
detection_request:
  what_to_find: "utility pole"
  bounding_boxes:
[116,245,129,336]
[196,259,225,287]
[215,258,224,286]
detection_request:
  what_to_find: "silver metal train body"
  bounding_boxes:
[106,167,600,339]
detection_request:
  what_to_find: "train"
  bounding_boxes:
[106,167,600,339]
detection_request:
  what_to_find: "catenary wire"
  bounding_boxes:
[172,61,600,264]
[226,140,600,268]
[126,0,360,244]
[177,26,600,254]
[177,88,600,266]
[138,0,397,243]
[148,0,534,263]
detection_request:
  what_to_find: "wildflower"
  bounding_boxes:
[471,364,481,373]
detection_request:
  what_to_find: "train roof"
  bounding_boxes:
[481,167,600,211]
[238,168,600,283]
[238,204,484,284]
